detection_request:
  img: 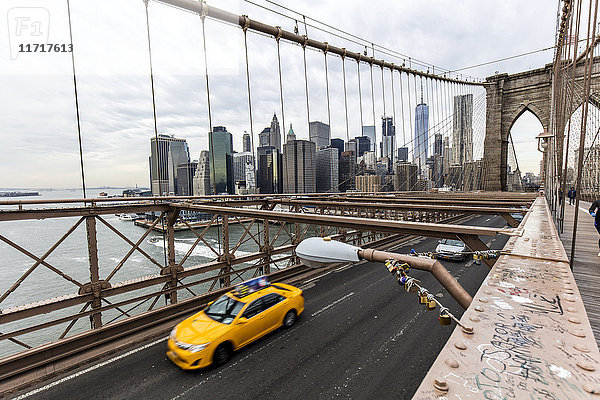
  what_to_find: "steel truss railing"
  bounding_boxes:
[0,192,534,381]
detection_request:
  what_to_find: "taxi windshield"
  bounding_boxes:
[204,295,244,324]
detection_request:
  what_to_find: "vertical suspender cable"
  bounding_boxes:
[399,71,406,147]
[357,61,364,140]
[242,24,256,190]
[200,10,221,255]
[324,45,332,136]
[302,37,311,131]
[390,68,397,144]
[369,62,377,153]
[571,0,597,269]
[143,0,169,277]
[407,70,413,158]
[561,0,581,233]
[66,0,86,199]
[380,66,387,159]
[276,33,286,136]
[342,52,350,143]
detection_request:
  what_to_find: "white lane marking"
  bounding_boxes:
[12,337,166,399]
[311,292,355,317]
[485,218,491,222]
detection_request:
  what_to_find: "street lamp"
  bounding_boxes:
[296,237,472,309]
[535,130,554,153]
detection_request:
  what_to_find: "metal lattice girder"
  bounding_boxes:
[271,199,528,215]
[177,203,519,239]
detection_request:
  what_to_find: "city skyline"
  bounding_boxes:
[0,1,556,188]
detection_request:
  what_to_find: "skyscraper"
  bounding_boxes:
[176,161,198,196]
[339,151,357,192]
[283,139,316,193]
[257,146,282,194]
[331,138,345,161]
[193,150,211,195]
[242,133,252,153]
[452,94,474,166]
[315,147,339,192]
[233,152,254,183]
[309,121,330,149]
[149,134,190,196]
[362,126,376,151]
[414,101,429,176]
[286,123,296,143]
[208,126,234,194]
[397,147,409,163]
[395,162,418,191]
[381,117,395,166]
[258,114,282,152]
[355,136,371,157]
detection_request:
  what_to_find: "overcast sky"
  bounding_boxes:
[0,0,561,189]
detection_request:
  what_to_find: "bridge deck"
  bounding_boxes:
[560,200,600,347]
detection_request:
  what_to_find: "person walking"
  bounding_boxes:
[590,199,600,256]
[568,187,576,205]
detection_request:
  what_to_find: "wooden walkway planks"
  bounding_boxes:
[560,199,600,346]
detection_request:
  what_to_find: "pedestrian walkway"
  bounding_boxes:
[560,199,600,346]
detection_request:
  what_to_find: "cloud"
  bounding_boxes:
[0,0,558,188]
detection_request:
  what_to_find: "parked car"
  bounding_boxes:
[435,239,468,261]
[167,276,304,370]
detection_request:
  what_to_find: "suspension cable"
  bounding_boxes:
[357,60,364,137]
[342,52,350,143]
[275,34,286,136]
[143,0,169,280]
[302,38,311,131]
[324,45,332,136]
[66,0,86,199]
[200,10,222,255]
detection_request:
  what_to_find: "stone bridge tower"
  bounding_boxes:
[483,64,553,191]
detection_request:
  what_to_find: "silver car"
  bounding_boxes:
[435,239,467,261]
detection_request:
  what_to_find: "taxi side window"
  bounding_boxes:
[242,299,263,319]
[261,293,285,311]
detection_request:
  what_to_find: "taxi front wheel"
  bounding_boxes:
[283,310,297,328]
[213,343,231,366]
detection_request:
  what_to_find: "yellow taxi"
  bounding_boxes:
[167,276,304,370]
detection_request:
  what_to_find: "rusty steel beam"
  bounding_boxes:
[0,204,170,222]
[456,233,495,268]
[155,0,481,85]
[308,196,531,207]
[272,199,527,215]
[178,203,518,238]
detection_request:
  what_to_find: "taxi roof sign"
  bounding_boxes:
[233,276,270,298]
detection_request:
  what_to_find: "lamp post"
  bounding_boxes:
[295,237,472,309]
[535,130,555,196]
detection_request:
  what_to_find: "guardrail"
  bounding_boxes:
[413,196,600,399]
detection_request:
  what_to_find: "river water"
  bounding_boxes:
[0,189,293,357]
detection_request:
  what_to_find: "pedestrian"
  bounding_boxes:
[590,199,600,257]
[568,187,576,205]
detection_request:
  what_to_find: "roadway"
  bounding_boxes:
[12,215,509,400]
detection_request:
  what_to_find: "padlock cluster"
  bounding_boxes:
[472,250,500,260]
[409,249,436,258]
[384,259,453,326]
